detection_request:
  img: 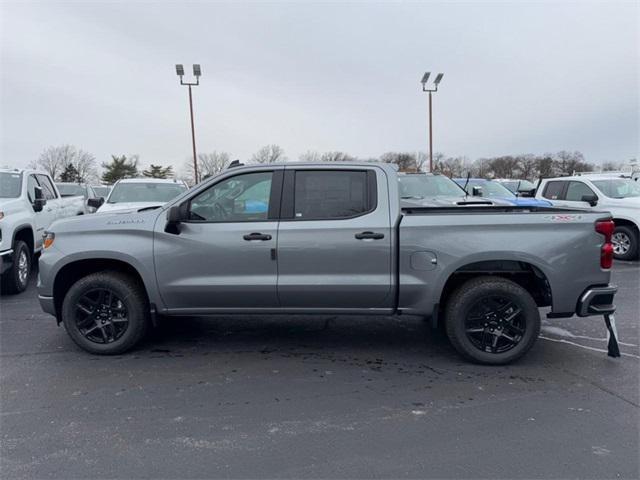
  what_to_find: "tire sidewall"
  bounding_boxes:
[62,273,147,354]
[446,279,541,365]
[5,241,31,294]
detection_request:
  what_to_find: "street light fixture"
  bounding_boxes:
[175,64,202,183]
[421,71,444,173]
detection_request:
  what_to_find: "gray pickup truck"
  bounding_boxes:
[37,162,618,364]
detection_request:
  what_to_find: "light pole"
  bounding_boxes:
[176,64,202,184]
[420,72,444,173]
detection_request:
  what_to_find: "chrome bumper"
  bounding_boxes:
[576,285,617,317]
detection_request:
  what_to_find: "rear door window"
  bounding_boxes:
[293,170,373,220]
[542,181,566,200]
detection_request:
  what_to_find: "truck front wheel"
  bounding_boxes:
[444,276,541,365]
[1,240,31,294]
[61,271,149,354]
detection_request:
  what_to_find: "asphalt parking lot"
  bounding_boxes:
[1,263,638,479]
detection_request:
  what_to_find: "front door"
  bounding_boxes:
[154,169,281,312]
[276,167,393,310]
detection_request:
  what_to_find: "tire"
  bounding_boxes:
[444,276,541,365]
[1,240,31,294]
[61,271,149,354]
[612,225,638,261]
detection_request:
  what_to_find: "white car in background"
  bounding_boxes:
[93,178,188,213]
[536,174,640,260]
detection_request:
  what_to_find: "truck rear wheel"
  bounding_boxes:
[612,225,638,261]
[444,276,540,365]
[1,240,31,294]
[61,271,149,355]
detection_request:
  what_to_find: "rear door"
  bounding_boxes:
[276,166,393,310]
[154,168,282,312]
[540,180,568,205]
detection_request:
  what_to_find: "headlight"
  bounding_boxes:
[43,231,55,249]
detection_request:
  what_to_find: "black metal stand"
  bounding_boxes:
[604,313,621,358]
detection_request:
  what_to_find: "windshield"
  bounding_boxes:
[0,172,22,198]
[462,180,515,198]
[93,186,111,197]
[592,179,640,199]
[398,175,465,198]
[107,182,187,204]
[56,184,85,197]
[502,179,536,193]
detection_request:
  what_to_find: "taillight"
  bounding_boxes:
[595,220,614,269]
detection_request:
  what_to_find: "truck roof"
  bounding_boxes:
[114,177,187,185]
[0,168,48,176]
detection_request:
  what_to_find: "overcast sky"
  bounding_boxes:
[1,0,638,172]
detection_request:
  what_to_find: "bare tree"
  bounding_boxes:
[601,161,623,171]
[31,145,97,182]
[380,152,418,172]
[299,151,321,162]
[74,149,98,183]
[320,151,357,162]
[251,144,286,164]
[31,145,75,180]
[183,151,231,184]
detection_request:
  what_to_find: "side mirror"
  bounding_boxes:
[471,186,483,197]
[165,203,188,233]
[519,188,536,198]
[581,194,598,207]
[33,186,47,212]
[87,197,104,209]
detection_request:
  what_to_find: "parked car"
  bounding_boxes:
[536,174,640,260]
[56,182,102,213]
[0,169,87,293]
[91,185,111,199]
[494,178,538,197]
[93,178,188,213]
[453,178,552,207]
[38,162,617,364]
[398,173,502,207]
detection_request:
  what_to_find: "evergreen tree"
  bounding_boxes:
[142,164,173,179]
[59,163,80,182]
[101,155,138,184]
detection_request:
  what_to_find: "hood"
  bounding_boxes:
[49,205,162,235]
[0,198,23,216]
[96,201,164,213]
[400,195,498,207]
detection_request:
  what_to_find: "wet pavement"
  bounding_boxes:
[1,262,638,478]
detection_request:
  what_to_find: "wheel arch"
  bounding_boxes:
[12,224,35,254]
[435,259,552,325]
[52,258,152,322]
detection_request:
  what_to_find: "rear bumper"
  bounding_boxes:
[576,285,617,317]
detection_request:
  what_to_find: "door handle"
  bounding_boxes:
[355,231,384,240]
[243,232,272,241]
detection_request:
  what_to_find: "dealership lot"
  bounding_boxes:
[1,263,638,479]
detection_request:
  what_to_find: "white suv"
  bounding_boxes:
[536,174,640,260]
